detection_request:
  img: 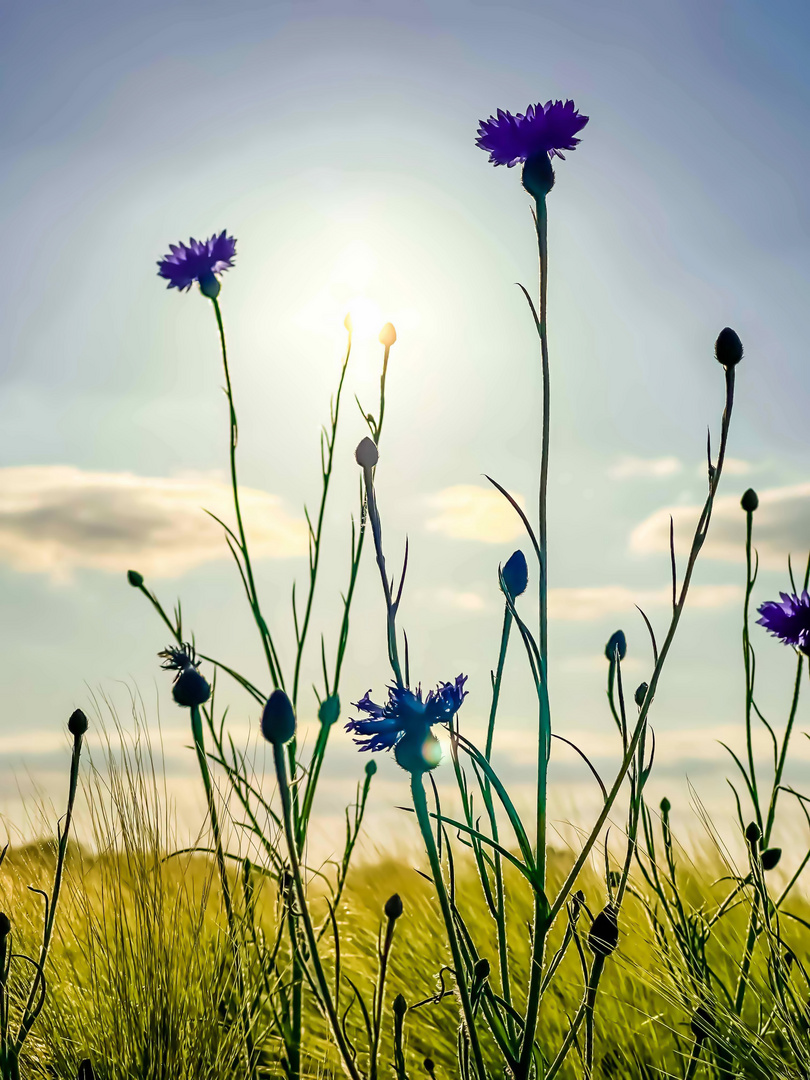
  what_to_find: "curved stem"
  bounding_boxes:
[411,772,488,1080]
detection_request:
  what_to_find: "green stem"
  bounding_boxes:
[272,741,363,1080]
[411,772,488,1080]
[211,297,284,690]
[742,508,761,829]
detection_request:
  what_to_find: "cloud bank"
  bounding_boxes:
[630,483,810,570]
[425,484,527,543]
[547,583,741,621]
[0,466,308,581]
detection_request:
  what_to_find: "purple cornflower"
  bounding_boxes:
[476,100,589,167]
[346,676,468,753]
[157,230,237,298]
[757,591,810,656]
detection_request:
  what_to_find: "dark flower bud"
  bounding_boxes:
[0,912,10,937]
[365,759,378,777]
[78,1062,96,1080]
[68,709,89,737]
[127,569,144,588]
[745,821,761,847]
[588,905,619,957]
[634,683,648,708]
[172,668,211,708]
[393,993,407,1017]
[660,797,671,816]
[424,1059,436,1078]
[355,437,379,469]
[604,630,627,662]
[384,893,404,921]
[379,322,397,347]
[740,488,758,513]
[198,271,221,300]
[394,731,442,773]
[318,694,340,727]
[502,550,529,601]
[522,152,556,199]
[761,847,782,871]
[472,958,490,984]
[690,1004,716,1042]
[715,327,743,367]
[261,690,296,745]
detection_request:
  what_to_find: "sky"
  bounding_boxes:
[1,0,809,860]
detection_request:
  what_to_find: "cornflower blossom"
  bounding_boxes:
[157,231,237,296]
[476,99,588,167]
[757,591,810,656]
[346,676,468,754]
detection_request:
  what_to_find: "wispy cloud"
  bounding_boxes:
[414,586,488,612]
[630,482,810,570]
[0,466,307,582]
[425,484,526,543]
[548,584,741,621]
[608,456,682,479]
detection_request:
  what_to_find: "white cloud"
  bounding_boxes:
[425,484,527,543]
[608,456,682,479]
[414,586,487,612]
[696,457,753,477]
[548,584,742,621]
[0,466,308,582]
[630,482,810,570]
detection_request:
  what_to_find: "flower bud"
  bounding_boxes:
[660,796,671,816]
[393,993,407,1017]
[127,569,144,588]
[261,690,296,745]
[745,821,761,847]
[741,488,759,513]
[384,893,404,920]
[379,322,397,347]
[394,730,442,773]
[761,847,782,871]
[0,912,10,937]
[634,683,648,709]
[365,759,378,777]
[344,312,353,333]
[68,709,89,737]
[198,271,221,300]
[355,437,379,469]
[588,905,619,957]
[424,1059,436,1078]
[690,1004,716,1042]
[473,957,490,983]
[522,152,555,199]
[604,630,627,662]
[78,1062,97,1080]
[172,668,211,708]
[502,550,529,601]
[715,327,743,367]
[318,694,340,727]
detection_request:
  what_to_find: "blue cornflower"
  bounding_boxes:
[757,591,810,656]
[157,231,237,297]
[476,100,589,167]
[346,676,468,754]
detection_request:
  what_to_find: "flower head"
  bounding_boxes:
[158,643,211,707]
[476,100,588,168]
[757,591,810,655]
[346,676,468,755]
[157,231,237,296]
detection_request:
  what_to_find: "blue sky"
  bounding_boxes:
[1,0,809,850]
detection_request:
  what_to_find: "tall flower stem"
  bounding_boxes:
[516,193,553,1080]
[361,463,404,687]
[411,772,488,1080]
[211,297,285,691]
[272,740,363,1080]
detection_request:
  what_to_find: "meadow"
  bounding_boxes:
[0,98,809,1080]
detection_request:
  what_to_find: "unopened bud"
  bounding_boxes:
[715,327,743,367]
[318,695,340,727]
[605,630,627,662]
[424,1059,436,1078]
[0,912,10,937]
[365,758,378,778]
[344,312,353,333]
[379,322,397,347]
[355,437,379,469]
[741,488,759,513]
[68,709,89,737]
[745,821,761,847]
[78,1062,97,1080]
[634,683,648,708]
[172,668,211,709]
[588,905,619,957]
[761,847,782,871]
[384,893,404,921]
[501,550,529,601]
[522,152,555,199]
[393,993,407,1017]
[394,731,442,773]
[127,569,144,588]
[660,797,671,816]
[261,690,296,745]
